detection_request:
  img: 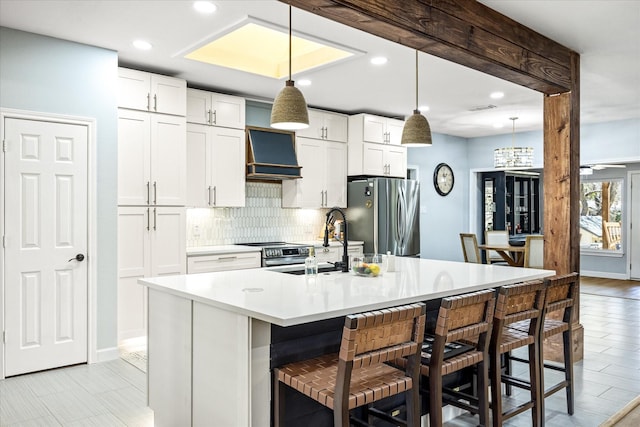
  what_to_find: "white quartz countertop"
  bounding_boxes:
[294,240,364,247]
[140,257,554,327]
[186,245,262,256]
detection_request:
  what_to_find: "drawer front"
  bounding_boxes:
[187,252,261,274]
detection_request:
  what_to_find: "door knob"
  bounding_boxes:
[68,254,85,262]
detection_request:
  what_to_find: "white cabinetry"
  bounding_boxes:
[186,89,246,129]
[187,252,261,274]
[348,114,407,178]
[282,138,347,208]
[315,244,364,264]
[356,113,404,145]
[186,124,246,207]
[118,109,186,206]
[117,206,185,341]
[118,68,186,116]
[296,109,348,142]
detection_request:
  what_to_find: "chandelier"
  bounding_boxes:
[494,117,533,169]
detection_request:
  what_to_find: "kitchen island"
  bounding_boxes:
[139,257,554,427]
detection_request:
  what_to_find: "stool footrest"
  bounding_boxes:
[366,407,408,426]
[501,374,532,391]
[545,380,571,397]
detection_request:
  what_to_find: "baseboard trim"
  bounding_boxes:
[580,270,629,280]
[95,347,120,363]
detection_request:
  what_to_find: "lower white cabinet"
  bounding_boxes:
[187,252,261,274]
[282,138,347,208]
[315,244,364,264]
[117,206,185,341]
[186,124,245,207]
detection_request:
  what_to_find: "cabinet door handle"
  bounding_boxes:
[218,256,238,261]
[146,208,150,231]
[146,93,151,111]
[153,208,157,231]
[153,94,158,112]
[213,186,217,206]
[146,181,150,204]
[323,127,327,139]
[212,110,217,125]
[208,186,212,206]
[207,109,212,125]
[153,181,157,204]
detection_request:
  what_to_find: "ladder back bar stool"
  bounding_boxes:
[490,280,546,427]
[508,272,578,425]
[273,303,426,427]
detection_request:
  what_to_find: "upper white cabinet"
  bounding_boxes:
[186,89,246,129]
[186,124,245,207]
[353,113,404,145]
[348,114,407,178]
[282,138,347,208]
[118,109,186,206]
[362,142,407,177]
[118,68,186,116]
[296,109,348,142]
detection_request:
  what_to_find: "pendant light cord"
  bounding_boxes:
[415,50,419,110]
[288,4,292,81]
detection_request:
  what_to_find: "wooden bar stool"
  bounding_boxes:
[508,272,578,425]
[490,280,546,427]
[273,303,426,427]
[418,289,496,427]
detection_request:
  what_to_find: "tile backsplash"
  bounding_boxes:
[186,182,328,247]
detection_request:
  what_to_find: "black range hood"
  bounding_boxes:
[246,126,302,181]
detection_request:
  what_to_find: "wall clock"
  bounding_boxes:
[433,163,454,196]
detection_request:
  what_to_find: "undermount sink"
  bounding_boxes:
[269,264,344,275]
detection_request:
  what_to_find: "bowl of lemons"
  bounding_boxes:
[351,254,386,277]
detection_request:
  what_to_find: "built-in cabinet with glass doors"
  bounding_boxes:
[482,171,541,236]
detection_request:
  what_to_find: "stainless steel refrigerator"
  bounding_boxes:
[347,178,420,256]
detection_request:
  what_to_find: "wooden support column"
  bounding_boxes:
[543,51,583,361]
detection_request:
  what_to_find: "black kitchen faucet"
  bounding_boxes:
[323,207,349,273]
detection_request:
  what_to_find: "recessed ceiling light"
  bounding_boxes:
[493,123,504,129]
[490,91,504,99]
[419,105,429,112]
[297,79,312,86]
[193,1,217,14]
[370,56,388,65]
[132,40,152,50]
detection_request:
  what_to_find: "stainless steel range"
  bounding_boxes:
[238,242,310,267]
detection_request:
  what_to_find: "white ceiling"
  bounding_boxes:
[0,0,638,139]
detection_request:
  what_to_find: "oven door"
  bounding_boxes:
[263,256,307,267]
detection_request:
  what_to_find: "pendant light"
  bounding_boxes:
[401,50,432,146]
[270,4,309,130]
[494,117,533,168]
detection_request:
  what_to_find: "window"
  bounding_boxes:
[580,179,623,252]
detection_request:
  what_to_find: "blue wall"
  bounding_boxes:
[0,27,119,351]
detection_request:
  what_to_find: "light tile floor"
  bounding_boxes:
[1,286,638,426]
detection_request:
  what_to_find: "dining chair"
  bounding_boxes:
[484,229,509,264]
[460,233,482,263]
[273,303,426,427]
[490,280,546,427]
[524,235,544,268]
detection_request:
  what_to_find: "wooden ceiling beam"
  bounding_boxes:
[285,0,573,94]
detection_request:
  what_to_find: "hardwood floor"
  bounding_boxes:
[1,277,638,426]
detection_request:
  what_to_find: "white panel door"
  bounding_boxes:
[363,142,385,175]
[151,115,186,206]
[298,138,325,207]
[211,127,246,207]
[323,112,348,143]
[118,68,151,111]
[151,74,186,116]
[210,93,245,129]
[186,124,210,207]
[117,207,151,342]
[4,118,88,376]
[386,145,407,177]
[631,173,640,279]
[186,89,211,125]
[362,114,386,144]
[118,109,151,205]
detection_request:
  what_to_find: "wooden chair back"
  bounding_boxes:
[524,235,544,268]
[484,230,509,264]
[460,233,481,263]
[604,221,621,249]
[543,272,579,324]
[493,280,546,342]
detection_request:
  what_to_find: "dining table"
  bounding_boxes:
[478,243,527,267]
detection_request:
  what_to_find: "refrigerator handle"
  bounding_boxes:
[396,185,406,250]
